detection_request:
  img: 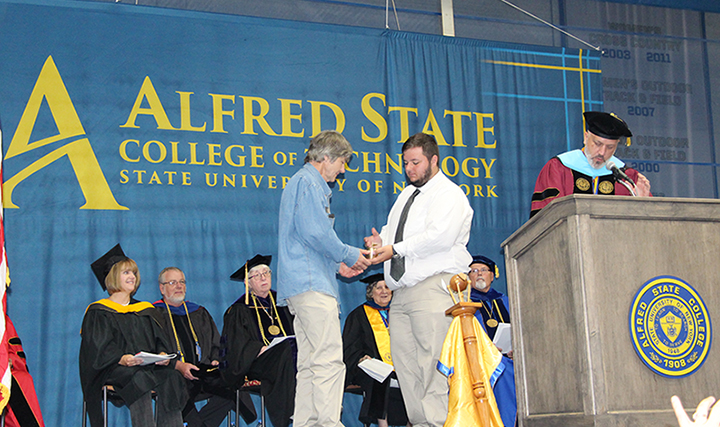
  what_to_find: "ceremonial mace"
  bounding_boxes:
[446,273,492,425]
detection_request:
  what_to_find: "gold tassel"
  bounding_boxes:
[244,262,249,305]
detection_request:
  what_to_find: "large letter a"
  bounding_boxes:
[3,56,127,210]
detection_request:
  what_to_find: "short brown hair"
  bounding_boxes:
[402,133,439,163]
[106,258,141,295]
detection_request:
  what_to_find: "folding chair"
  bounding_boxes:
[82,385,156,427]
[228,380,265,427]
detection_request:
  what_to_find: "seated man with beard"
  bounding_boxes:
[468,254,517,427]
[468,255,510,351]
[153,267,256,427]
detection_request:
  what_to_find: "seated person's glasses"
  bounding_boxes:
[249,270,271,280]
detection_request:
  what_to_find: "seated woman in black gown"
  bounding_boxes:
[343,273,409,427]
[80,244,187,427]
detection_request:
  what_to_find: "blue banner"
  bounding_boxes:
[0,0,601,424]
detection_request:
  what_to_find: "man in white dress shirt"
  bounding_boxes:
[365,132,474,427]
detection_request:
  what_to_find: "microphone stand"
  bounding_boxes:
[617,178,637,197]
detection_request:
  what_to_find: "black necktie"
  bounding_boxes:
[390,189,421,281]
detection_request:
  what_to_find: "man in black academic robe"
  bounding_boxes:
[154,267,256,427]
[468,255,511,344]
[220,254,297,427]
[467,255,518,427]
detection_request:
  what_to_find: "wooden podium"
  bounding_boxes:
[501,195,720,427]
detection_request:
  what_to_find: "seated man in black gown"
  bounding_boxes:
[468,254,517,427]
[153,266,256,427]
[219,254,297,427]
[468,255,511,351]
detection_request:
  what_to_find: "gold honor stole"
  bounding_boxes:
[80,299,156,334]
[90,298,155,313]
[363,305,393,365]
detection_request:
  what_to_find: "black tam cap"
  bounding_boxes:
[583,111,632,140]
[230,254,272,282]
[360,273,384,285]
[470,255,499,279]
[91,244,128,291]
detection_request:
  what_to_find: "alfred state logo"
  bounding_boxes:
[3,56,127,210]
[629,276,711,377]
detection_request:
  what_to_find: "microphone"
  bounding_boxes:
[606,161,634,185]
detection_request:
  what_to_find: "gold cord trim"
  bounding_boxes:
[250,292,288,346]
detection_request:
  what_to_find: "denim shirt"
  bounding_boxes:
[277,163,359,305]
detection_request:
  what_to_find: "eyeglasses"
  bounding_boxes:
[161,280,186,286]
[249,270,271,280]
[469,268,490,274]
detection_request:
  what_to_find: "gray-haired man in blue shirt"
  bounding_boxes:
[277,130,371,427]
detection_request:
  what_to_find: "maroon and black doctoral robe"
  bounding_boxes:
[530,157,645,218]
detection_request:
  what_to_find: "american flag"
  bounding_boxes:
[0,125,11,412]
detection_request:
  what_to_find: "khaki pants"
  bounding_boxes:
[288,291,346,427]
[390,273,454,427]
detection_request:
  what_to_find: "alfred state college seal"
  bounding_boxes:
[629,275,712,378]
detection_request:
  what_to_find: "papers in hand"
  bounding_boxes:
[134,351,177,366]
[493,323,512,353]
[358,358,394,383]
[267,335,295,351]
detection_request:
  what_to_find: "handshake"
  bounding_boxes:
[339,227,395,279]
